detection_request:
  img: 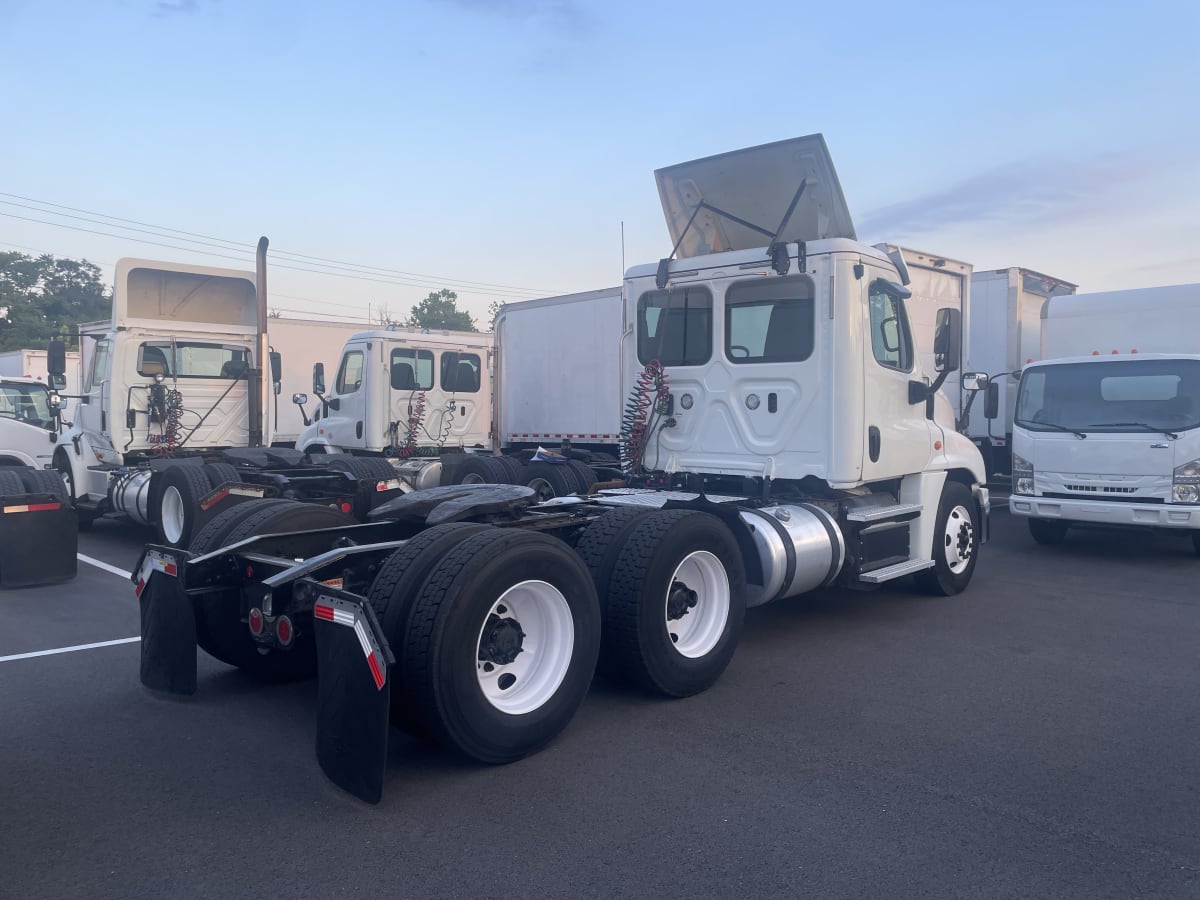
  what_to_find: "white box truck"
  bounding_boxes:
[1008,282,1200,552]
[965,267,1077,479]
[135,134,991,803]
[0,348,83,397]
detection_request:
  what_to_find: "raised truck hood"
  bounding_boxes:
[113,258,259,336]
[655,134,856,259]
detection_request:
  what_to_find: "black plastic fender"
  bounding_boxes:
[297,579,395,805]
[0,492,77,588]
[367,482,535,525]
[134,547,198,695]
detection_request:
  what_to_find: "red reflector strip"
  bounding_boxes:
[366,652,385,690]
[2,502,62,514]
[199,487,230,511]
[314,601,355,627]
[314,594,387,690]
[135,577,147,598]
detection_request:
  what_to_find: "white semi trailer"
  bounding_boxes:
[1008,282,1200,551]
[135,134,991,803]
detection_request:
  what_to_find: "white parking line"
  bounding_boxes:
[0,636,140,663]
[77,553,132,579]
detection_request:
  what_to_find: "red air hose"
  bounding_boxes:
[620,360,670,473]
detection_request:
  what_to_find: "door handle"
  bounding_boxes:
[868,426,881,462]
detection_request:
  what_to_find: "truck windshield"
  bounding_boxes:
[137,342,250,379]
[1015,358,1200,433]
[0,381,53,428]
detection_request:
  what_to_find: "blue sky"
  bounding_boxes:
[1,0,1197,326]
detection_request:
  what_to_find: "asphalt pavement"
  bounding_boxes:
[2,508,1198,899]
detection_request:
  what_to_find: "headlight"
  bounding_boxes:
[1012,453,1034,495]
[1172,484,1200,504]
[1171,458,1200,504]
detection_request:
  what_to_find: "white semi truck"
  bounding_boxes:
[1008,282,1200,551]
[53,241,405,545]
[135,134,991,803]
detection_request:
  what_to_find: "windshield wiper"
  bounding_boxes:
[1087,422,1180,440]
[1018,420,1087,439]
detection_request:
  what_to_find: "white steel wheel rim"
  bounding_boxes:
[664,550,730,659]
[475,579,574,715]
[942,504,975,574]
[161,486,186,544]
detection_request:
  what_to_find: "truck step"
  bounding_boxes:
[846,502,922,523]
[857,558,935,584]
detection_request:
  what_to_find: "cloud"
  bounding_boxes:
[154,0,203,15]
[436,0,594,36]
[858,151,1167,241]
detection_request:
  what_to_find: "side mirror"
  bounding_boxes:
[292,392,308,406]
[933,307,961,373]
[962,372,989,392]
[313,362,326,396]
[47,338,66,377]
[984,381,1000,420]
[47,373,66,391]
[269,350,282,385]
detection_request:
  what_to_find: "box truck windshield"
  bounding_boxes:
[1015,358,1200,435]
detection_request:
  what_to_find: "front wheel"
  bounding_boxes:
[914,481,979,596]
[402,529,601,764]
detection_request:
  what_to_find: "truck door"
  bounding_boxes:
[437,350,486,444]
[387,347,435,448]
[320,346,368,449]
[76,337,110,443]
[860,268,935,480]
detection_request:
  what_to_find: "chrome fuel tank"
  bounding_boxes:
[739,504,845,607]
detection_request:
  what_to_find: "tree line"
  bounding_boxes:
[0,252,504,353]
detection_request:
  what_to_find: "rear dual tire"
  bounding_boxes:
[373,528,601,763]
[586,508,746,698]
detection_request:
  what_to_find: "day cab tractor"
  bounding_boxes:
[135,135,990,802]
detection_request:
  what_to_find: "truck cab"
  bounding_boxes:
[296,329,493,456]
[59,258,265,502]
[1008,283,1200,549]
[0,376,61,470]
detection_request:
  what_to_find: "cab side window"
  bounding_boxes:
[868,281,914,372]
[85,339,110,392]
[336,350,364,394]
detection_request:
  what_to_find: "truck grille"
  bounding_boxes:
[1063,484,1137,494]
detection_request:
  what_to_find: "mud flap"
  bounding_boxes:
[134,548,197,695]
[300,580,394,804]
[0,496,77,588]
